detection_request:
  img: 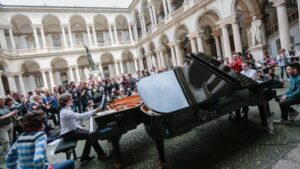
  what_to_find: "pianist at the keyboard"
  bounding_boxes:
[58,93,110,163]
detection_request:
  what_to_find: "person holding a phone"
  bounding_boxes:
[0,97,18,159]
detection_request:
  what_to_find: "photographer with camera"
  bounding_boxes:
[0,97,17,159]
[4,97,23,143]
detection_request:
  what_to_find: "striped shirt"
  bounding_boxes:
[6,131,50,169]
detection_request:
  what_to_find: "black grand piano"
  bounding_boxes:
[89,53,276,168]
[89,95,143,166]
[137,53,276,166]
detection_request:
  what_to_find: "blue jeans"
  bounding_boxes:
[52,160,74,169]
[280,66,289,80]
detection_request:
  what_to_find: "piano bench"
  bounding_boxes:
[54,139,78,160]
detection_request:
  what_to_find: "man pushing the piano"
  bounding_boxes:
[59,93,110,163]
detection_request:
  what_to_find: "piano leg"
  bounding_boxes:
[111,137,122,167]
[154,138,166,167]
[258,102,274,134]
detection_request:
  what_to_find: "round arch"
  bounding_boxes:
[94,14,109,43]
[231,0,261,18]
[139,46,148,70]
[160,34,173,67]
[42,14,61,34]
[115,15,130,42]
[140,0,152,33]
[100,52,114,78]
[21,60,40,73]
[133,9,142,38]
[170,0,184,13]
[197,10,221,57]
[70,15,87,46]
[121,50,135,73]
[51,57,69,86]
[11,15,34,49]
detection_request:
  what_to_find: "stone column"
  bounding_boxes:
[86,25,92,45]
[0,28,7,49]
[156,52,162,68]
[68,67,75,82]
[114,62,120,76]
[48,69,55,89]
[152,5,158,25]
[169,44,177,66]
[119,61,125,74]
[8,27,16,49]
[214,35,222,57]
[133,24,138,40]
[140,14,147,34]
[162,0,168,16]
[189,36,197,53]
[139,58,144,70]
[146,55,151,69]
[40,25,47,48]
[98,63,104,78]
[61,25,67,46]
[109,24,114,43]
[196,34,204,53]
[128,24,134,42]
[0,74,5,96]
[91,24,97,45]
[17,73,26,96]
[32,26,40,49]
[67,25,74,46]
[40,70,48,89]
[273,0,291,50]
[7,74,17,92]
[134,59,139,71]
[174,41,182,66]
[148,5,154,28]
[231,22,243,53]
[74,66,81,83]
[166,0,172,14]
[159,50,166,67]
[221,25,232,59]
[113,24,119,43]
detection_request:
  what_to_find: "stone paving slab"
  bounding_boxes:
[272,159,300,169]
[284,146,300,164]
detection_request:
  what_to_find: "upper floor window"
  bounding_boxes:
[97,32,104,43]
[52,35,62,47]
[26,36,35,49]
[35,75,44,88]
[76,33,84,45]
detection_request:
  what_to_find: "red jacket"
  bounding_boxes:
[230,57,243,73]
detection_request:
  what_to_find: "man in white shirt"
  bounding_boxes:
[59,93,110,163]
[237,62,257,120]
[241,62,257,80]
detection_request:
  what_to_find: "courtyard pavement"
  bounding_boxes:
[2,80,300,169]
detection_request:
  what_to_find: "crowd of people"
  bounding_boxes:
[0,67,172,168]
[1,44,300,168]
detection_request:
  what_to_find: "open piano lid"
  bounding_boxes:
[137,53,257,114]
[137,70,190,114]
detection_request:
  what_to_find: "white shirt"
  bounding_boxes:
[241,68,257,80]
[60,106,96,135]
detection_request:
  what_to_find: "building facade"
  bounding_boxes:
[0,0,299,96]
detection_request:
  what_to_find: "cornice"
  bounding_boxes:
[0,44,136,60]
[0,5,130,13]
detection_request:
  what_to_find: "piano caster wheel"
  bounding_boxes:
[114,162,121,169]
